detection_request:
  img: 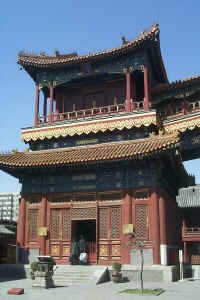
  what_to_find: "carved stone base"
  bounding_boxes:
[32,271,54,288]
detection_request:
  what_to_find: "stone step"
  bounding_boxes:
[54,277,91,281]
[54,280,89,286]
[34,265,108,286]
[53,276,92,281]
[54,274,92,278]
[52,266,96,285]
[54,269,94,273]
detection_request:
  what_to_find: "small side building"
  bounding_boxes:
[0,192,20,221]
[177,185,200,278]
[0,220,17,264]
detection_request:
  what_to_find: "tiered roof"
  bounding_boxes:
[0,134,179,169]
[152,74,200,101]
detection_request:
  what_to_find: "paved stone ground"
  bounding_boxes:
[0,278,199,299]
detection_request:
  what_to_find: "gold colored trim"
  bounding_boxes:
[164,115,200,133]
[22,115,157,142]
[38,227,48,236]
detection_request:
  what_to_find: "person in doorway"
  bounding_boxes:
[70,238,79,265]
[78,235,87,265]
[79,235,86,253]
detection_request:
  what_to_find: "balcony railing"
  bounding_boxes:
[159,100,200,121]
[182,226,200,238]
[55,103,126,121]
[38,100,145,124]
[190,254,200,264]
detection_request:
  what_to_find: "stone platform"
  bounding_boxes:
[108,265,178,282]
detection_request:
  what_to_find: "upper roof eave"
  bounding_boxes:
[152,74,200,100]
[17,23,160,69]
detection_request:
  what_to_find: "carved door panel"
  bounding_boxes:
[98,206,121,263]
[49,208,71,262]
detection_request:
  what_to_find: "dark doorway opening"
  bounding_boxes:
[71,219,97,263]
[72,220,96,242]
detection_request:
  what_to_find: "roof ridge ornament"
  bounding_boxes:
[121,36,128,45]
[17,23,160,68]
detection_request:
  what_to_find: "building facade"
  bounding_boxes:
[0,23,200,266]
[0,193,20,222]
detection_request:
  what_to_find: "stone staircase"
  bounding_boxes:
[52,265,108,286]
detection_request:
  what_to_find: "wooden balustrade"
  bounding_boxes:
[159,100,200,122]
[38,100,147,124]
[182,226,200,237]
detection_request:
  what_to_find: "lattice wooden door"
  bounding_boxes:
[48,208,71,262]
[99,206,121,263]
[135,204,148,240]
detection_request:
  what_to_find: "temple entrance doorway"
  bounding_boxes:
[71,220,96,263]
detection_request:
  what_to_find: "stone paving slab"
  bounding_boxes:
[0,278,199,300]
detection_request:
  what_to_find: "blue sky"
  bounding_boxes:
[0,0,200,192]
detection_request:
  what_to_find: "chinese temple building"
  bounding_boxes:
[0,23,200,267]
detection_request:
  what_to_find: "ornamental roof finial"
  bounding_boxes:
[121,36,127,45]
[55,50,60,57]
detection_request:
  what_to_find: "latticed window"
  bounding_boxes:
[50,209,60,240]
[111,207,121,239]
[135,204,148,239]
[71,207,96,220]
[28,209,38,241]
[63,209,71,240]
[99,208,108,239]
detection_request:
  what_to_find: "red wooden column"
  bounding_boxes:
[39,193,47,255]
[143,65,150,110]
[96,199,99,264]
[81,88,85,111]
[121,191,132,264]
[34,83,40,126]
[182,220,187,263]
[131,77,136,110]
[151,188,160,264]
[182,95,188,115]
[17,196,26,261]
[104,84,108,107]
[49,82,54,123]
[159,191,167,265]
[184,241,187,263]
[43,95,47,122]
[55,95,60,120]
[125,69,132,112]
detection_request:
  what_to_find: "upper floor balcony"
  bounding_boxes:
[158,99,200,122]
[182,224,200,241]
[34,66,151,127]
[37,99,146,124]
